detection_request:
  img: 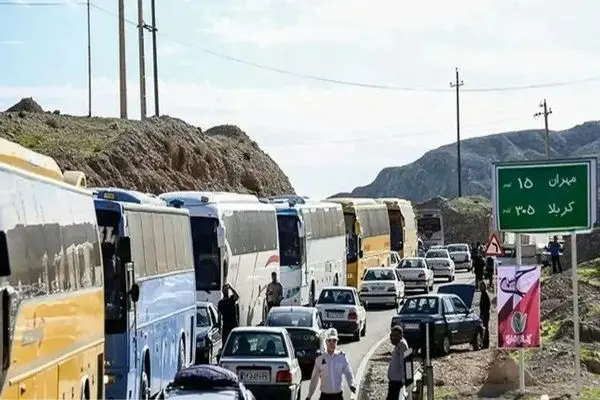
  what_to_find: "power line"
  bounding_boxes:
[534,99,553,159]
[5,1,600,94]
[87,3,600,94]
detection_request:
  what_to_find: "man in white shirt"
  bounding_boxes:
[306,328,356,400]
[387,325,409,400]
[266,271,283,311]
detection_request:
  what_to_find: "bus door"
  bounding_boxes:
[0,232,10,393]
[116,237,141,395]
[297,217,307,286]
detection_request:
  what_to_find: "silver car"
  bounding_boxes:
[447,243,472,271]
[424,249,456,282]
[217,327,302,400]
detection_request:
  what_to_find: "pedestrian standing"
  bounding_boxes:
[485,256,495,288]
[473,253,485,290]
[217,284,239,345]
[266,271,284,311]
[306,328,356,400]
[546,236,563,274]
[479,281,491,349]
[387,325,409,400]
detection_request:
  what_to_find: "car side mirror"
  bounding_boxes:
[130,283,140,303]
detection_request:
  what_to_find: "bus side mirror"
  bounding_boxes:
[298,220,305,238]
[216,226,225,247]
[0,231,10,277]
[130,283,140,303]
[117,237,132,264]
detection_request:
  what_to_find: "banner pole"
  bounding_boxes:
[572,232,581,393]
[515,233,525,393]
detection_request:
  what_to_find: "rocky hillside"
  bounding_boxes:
[342,121,600,202]
[0,98,294,196]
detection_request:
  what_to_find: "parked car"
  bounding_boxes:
[195,301,223,364]
[164,364,256,400]
[217,327,302,400]
[359,267,405,308]
[390,285,484,355]
[315,286,367,341]
[396,257,435,293]
[264,306,326,376]
[447,243,472,271]
[424,248,456,282]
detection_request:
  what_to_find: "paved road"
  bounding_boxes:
[301,269,476,399]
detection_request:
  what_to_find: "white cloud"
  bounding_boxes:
[2,76,599,198]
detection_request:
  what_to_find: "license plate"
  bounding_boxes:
[327,311,344,318]
[239,370,270,382]
[404,323,420,330]
[374,286,385,291]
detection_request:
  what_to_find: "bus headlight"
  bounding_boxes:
[104,374,120,385]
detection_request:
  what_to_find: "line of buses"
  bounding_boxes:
[0,139,420,400]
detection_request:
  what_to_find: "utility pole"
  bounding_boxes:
[137,0,147,120]
[534,99,552,159]
[86,0,92,117]
[148,0,160,116]
[118,0,128,119]
[450,68,464,197]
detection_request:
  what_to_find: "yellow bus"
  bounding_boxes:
[0,138,104,400]
[328,198,391,288]
[377,198,418,259]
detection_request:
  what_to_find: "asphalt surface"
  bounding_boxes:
[301,269,476,399]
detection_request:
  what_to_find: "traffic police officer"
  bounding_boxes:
[306,328,356,400]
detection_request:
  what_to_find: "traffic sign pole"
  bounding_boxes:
[572,232,581,392]
[516,234,525,394]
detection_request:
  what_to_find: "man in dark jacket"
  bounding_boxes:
[473,253,486,289]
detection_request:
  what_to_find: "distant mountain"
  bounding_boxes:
[336,121,600,202]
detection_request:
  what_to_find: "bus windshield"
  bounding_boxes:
[277,215,301,266]
[190,217,221,291]
[96,209,127,334]
[418,217,441,233]
[389,210,404,251]
[344,213,357,263]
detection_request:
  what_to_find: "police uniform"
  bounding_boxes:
[306,329,356,400]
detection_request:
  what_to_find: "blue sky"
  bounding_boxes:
[1,0,600,198]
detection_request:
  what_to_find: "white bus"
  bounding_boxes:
[160,191,279,326]
[267,196,347,307]
[416,208,444,249]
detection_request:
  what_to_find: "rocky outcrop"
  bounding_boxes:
[0,98,294,196]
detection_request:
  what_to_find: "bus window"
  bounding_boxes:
[190,217,220,291]
[96,209,127,334]
[344,213,358,263]
[277,215,301,266]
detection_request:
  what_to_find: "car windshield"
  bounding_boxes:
[222,332,288,357]
[399,259,425,269]
[363,269,396,281]
[268,311,312,327]
[400,297,439,315]
[317,289,355,305]
[447,245,468,252]
[426,251,447,258]
[197,307,211,327]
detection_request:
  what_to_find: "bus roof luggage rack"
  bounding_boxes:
[92,187,167,205]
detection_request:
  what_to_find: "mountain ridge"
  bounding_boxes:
[336,121,600,202]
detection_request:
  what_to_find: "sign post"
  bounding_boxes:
[492,158,597,395]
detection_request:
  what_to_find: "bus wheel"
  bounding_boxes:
[177,337,185,372]
[333,274,339,286]
[140,369,150,400]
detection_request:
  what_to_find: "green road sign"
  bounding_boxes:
[492,158,597,232]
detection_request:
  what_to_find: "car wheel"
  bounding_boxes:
[140,369,150,400]
[441,334,451,355]
[361,320,367,337]
[353,326,361,342]
[472,329,483,351]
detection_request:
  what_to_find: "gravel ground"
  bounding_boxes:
[358,274,600,400]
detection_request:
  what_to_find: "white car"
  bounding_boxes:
[359,267,405,309]
[315,286,367,342]
[217,327,302,400]
[396,257,435,293]
[424,249,456,282]
[447,243,472,271]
